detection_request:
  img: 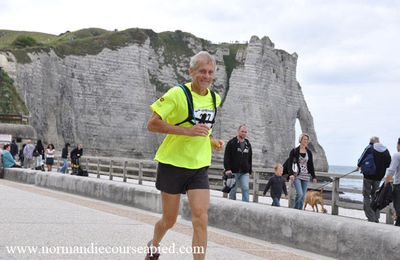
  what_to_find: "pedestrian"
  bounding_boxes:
[223,124,252,202]
[34,139,45,171]
[288,133,317,210]
[384,138,400,226]
[357,136,391,222]
[19,143,26,166]
[10,139,18,159]
[1,144,21,168]
[70,144,83,175]
[145,51,224,260]
[263,163,288,206]
[58,143,70,174]
[23,140,35,169]
[45,144,55,172]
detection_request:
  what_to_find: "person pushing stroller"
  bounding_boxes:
[70,144,83,175]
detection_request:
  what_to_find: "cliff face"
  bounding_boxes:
[0,30,328,170]
[214,36,327,170]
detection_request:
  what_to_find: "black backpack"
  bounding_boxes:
[175,84,217,126]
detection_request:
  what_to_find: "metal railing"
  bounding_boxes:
[53,155,395,224]
[0,113,29,124]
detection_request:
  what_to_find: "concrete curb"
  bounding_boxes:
[3,168,162,213]
[181,196,399,260]
[4,168,399,260]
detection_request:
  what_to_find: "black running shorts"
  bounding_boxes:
[155,163,210,194]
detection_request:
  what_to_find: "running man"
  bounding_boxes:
[146,51,224,260]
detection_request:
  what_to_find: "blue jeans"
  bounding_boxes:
[59,159,68,174]
[229,173,250,202]
[272,197,280,207]
[294,178,308,210]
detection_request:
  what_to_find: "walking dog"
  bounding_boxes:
[304,189,327,213]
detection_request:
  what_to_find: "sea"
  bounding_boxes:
[327,165,363,202]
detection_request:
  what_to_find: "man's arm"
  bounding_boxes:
[223,140,232,174]
[385,153,400,184]
[147,112,210,136]
[248,141,253,174]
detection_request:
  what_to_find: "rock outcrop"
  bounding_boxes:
[0,29,328,170]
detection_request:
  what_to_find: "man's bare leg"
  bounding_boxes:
[151,192,181,246]
[187,189,210,260]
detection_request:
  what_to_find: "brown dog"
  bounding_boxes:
[304,189,327,213]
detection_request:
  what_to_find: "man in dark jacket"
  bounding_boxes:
[357,136,391,222]
[70,144,83,165]
[224,124,252,202]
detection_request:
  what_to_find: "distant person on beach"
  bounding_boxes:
[357,136,391,222]
[146,51,224,260]
[384,138,400,226]
[224,124,253,202]
[263,163,288,206]
[357,136,391,223]
[288,133,317,210]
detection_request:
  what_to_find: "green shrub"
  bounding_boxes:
[12,35,38,48]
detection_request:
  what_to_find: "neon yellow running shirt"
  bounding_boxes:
[150,82,221,169]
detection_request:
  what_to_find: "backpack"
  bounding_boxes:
[360,148,376,176]
[32,148,40,157]
[175,84,217,126]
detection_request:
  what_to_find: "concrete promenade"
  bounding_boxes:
[0,179,332,260]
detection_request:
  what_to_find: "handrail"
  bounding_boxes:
[53,155,395,225]
[0,113,30,124]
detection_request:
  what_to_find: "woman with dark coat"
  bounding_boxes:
[288,133,317,210]
[34,139,45,171]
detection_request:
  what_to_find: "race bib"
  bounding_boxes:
[194,108,215,128]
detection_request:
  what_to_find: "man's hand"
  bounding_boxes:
[211,138,224,151]
[289,175,295,180]
[188,124,210,136]
[224,170,232,176]
[385,176,393,186]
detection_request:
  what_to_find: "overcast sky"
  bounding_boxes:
[1,0,399,166]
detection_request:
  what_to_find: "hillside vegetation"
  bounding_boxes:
[0,28,214,63]
[0,68,29,115]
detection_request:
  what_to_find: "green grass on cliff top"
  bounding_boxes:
[0,28,214,63]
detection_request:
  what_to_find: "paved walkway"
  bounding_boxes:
[0,179,335,260]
